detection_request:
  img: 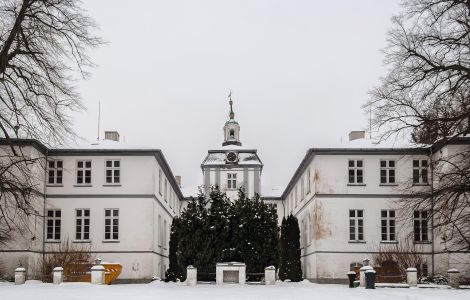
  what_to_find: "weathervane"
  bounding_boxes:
[228,90,234,120]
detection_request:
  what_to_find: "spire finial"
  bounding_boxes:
[228,90,235,120]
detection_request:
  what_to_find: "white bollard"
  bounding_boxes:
[359,266,373,287]
[186,265,197,286]
[265,266,276,285]
[406,267,417,287]
[447,269,460,289]
[14,267,26,285]
[53,267,64,284]
[91,265,106,285]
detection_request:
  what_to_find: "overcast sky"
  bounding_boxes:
[74,0,402,193]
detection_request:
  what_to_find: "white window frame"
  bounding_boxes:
[75,209,90,241]
[227,173,237,190]
[158,214,162,247]
[46,209,61,241]
[414,210,429,242]
[164,179,168,202]
[76,160,92,185]
[104,159,120,185]
[104,209,119,241]
[349,209,364,241]
[158,169,162,195]
[381,209,396,241]
[47,160,63,185]
[413,159,429,184]
[380,160,396,185]
[348,159,364,184]
[163,219,167,250]
[307,168,311,193]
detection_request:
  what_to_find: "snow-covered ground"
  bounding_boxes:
[0,280,468,300]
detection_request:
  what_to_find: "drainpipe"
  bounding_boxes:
[430,147,435,276]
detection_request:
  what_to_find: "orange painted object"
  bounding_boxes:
[103,263,122,284]
[63,262,122,284]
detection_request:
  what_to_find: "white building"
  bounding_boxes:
[0,133,183,282]
[1,99,469,283]
[283,131,470,283]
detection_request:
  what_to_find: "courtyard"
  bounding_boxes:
[0,280,469,300]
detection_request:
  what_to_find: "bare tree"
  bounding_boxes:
[364,0,470,253]
[0,0,103,243]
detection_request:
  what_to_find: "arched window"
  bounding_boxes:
[230,129,235,138]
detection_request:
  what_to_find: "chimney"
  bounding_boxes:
[104,131,120,142]
[349,131,365,141]
[175,176,182,188]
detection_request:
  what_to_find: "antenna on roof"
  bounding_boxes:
[97,100,101,141]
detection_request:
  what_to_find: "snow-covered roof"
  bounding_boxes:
[311,137,428,150]
[202,151,262,167]
[54,138,158,151]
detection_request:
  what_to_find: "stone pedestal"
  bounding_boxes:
[53,267,64,284]
[264,266,276,285]
[14,267,26,285]
[406,267,417,287]
[91,265,106,285]
[359,266,373,287]
[447,269,460,289]
[186,265,197,286]
[216,262,246,285]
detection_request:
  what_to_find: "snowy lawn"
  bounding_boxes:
[0,280,469,300]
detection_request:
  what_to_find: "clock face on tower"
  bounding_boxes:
[226,151,238,163]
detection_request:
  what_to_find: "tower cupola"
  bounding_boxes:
[223,91,241,146]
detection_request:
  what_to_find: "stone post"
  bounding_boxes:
[91,265,106,285]
[265,266,276,285]
[447,269,460,289]
[187,265,197,286]
[14,267,26,285]
[53,267,64,284]
[406,267,417,287]
[359,266,373,287]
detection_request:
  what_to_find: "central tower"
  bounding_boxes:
[223,92,241,146]
[200,92,263,201]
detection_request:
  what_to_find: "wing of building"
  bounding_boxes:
[1,97,469,283]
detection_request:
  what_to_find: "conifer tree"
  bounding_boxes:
[279,214,302,281]
[165,217,185,282]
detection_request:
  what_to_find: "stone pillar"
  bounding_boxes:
[53,267,64,284]
[359,266,373,287]
[187,265,197,286]
[239,264,246,285]
[14,267,26,285]
[265,266,276,285]
[91,265,106,285]
[447,269,460,289]
[406,267,417,287]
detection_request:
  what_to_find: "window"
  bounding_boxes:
[163,219,167,249]
[158,214,162,247]
[307,214,311,245]
[104,209,119,240]
[301,220,305,247]
[46,210,61,240]
[348,160,364,184]
[380,160,396,184]
[413,160,428,184]
[48,160,63,185]
[381,210,396,241]
[158,169,162,195]
[268,203,277,210]
[105,160,120,184]
[229,129,235,138]
[295,185,298,207]
[301,176,305,199]
[227,173,237,189]
[164,179,168,201]
[75,209,90,240]
[76,160,91,185]
[307,169,311,193]
[414,210,428,242]
[349,209,364,241]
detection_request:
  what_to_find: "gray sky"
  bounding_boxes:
[75,0,402,193]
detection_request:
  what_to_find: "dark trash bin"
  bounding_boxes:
[347,271,356,288]
[365,270,376,289]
